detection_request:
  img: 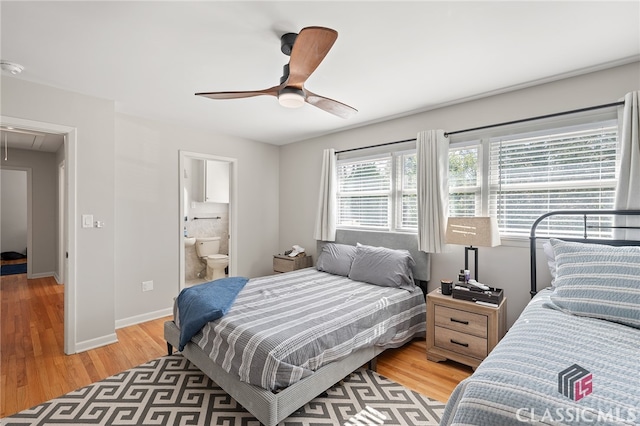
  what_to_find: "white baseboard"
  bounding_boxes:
[29,271,55,279]
[75,333,118,353]
[115,307,173,329]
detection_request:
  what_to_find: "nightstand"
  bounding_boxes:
[426,287,507,369]
[273,255,313,273]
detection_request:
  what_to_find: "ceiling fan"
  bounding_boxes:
[196,26,357,119]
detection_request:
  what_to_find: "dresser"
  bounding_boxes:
[426,287,507,369]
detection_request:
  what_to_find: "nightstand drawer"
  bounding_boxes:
[434,326,488,359]
[435,305,488,338]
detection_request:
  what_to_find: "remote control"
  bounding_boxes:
[467,279,490,291]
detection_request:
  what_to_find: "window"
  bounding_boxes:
[449,143,481,217]
[337,149,417,232]
[449,119,618,239]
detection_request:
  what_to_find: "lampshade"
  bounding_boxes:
[445,217,501,248]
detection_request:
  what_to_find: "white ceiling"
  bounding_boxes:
[1,1,639,147]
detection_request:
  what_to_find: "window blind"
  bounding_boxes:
[489,123,618,237]
[398,152,417,229]
[337,155,392,228]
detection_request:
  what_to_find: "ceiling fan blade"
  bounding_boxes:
[287,27,337,87]
[196,85,282,100]
[305,90,357,119]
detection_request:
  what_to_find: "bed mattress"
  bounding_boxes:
[174,268,426,391]
[441,288,640,425]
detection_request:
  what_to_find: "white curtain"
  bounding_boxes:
[417,130,449,253]
[614,91,640,239]
[314,148,337,241]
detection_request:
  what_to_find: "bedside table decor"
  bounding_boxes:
[452,284,503,305]
[273,254,313,273]
[440,279,453,295]
[445,217,501,281]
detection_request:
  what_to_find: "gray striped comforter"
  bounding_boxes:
[441,288,640,425]
[176,268,426,391]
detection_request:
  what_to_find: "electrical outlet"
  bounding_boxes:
[142,280,154,292]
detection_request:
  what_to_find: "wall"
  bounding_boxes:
[114,113,279,326]
[278,62,640,329]
[2,76,281,346]
[1,76,116,348]
[1,169,28,254]
[1,150,58,276]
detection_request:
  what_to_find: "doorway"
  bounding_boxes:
[178,151,237,290]
[0,169,28,271]
[1,115,77,354]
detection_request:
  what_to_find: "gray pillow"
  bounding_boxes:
[544,239,640,329]
[316,243,357,277]
[348,243,416,291]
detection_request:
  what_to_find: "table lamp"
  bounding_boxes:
[445,217,501,281]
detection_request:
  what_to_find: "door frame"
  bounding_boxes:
[1,115,77,354]
[57,160,65,285]
[178,150,238,290]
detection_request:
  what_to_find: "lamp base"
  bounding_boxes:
[464,246,479,281]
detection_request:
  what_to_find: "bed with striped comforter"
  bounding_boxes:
[441,288,640,426]
[174,267,426,391]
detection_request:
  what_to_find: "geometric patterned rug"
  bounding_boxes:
[2,354,445,425]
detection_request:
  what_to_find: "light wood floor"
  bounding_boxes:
[1,271,472,418]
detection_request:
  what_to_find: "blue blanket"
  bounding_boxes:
[177,276,248,351]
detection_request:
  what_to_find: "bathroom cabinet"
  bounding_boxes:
[205,160,230,203]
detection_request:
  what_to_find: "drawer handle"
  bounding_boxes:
[450,318,469,325]
[450,339,469,348]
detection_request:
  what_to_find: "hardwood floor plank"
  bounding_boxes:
[1,273,470,418]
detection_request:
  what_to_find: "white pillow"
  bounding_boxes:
[542,241,557,285]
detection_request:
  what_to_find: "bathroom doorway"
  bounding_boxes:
[178,151,237,290]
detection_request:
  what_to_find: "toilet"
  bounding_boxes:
[195,237,229,281]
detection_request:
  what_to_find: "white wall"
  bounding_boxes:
[114,113,279,325]
[1,149,58,276]
[1,168,27,254]
[2,76,281,347]
[2,76,117,347]
[278,62,640,328]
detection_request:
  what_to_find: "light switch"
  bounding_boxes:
[82,214,93,228]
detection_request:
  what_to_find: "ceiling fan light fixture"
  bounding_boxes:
[278,87,305,109]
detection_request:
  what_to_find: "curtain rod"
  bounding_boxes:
[444,100,624,137]
[335,100,624,154]
[336,138,416,154]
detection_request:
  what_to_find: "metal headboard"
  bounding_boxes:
[529,209,640,298]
